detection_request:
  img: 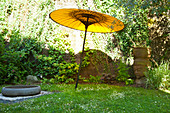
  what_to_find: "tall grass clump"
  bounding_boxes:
[145,61,170,90]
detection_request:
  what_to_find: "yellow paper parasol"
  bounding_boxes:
[49,8,124,89]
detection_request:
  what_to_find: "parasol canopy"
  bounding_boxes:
[49,8,124,33]
[49,8,124,89]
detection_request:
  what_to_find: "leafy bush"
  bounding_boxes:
[0,0,79,84]
[145,61,170,90]
[0,30,45,84]
[0,29,79,84]
[116,61,134,85]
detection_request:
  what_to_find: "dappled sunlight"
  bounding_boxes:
[76,85,111,92]
[109,91,125,100]
[159,89,170,94]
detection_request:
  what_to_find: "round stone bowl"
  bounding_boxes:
[2,85,41,97]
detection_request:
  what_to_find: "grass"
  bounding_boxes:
[0,84,169,113]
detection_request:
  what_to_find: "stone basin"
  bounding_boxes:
[2,85,41,97]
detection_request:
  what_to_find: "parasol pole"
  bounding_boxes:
[75,17,89,90]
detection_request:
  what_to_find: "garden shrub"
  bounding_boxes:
[100,61,134,85]
[115,61,134,85]
[0,0,79,84]
[0,29,79,84]
[0,30,45,84]
[145,61,170,90]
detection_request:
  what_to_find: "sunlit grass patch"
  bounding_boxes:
[0,84,169,113]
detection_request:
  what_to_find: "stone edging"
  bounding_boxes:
[0,91,57,104]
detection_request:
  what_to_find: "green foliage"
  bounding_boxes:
[0,30,43,84]
[41,78,49,84]
[83,75,101,83]
[82,48,112,74]
[81,47,91,67]
[116,61,134,85]
[145,61,170,90]
[125,79,134,85]
[78,0,168,58]
[35,50,79,78]
[92,0,151,57]
[48,76,74,84]
[0,0,79,84]
[0,29,79,84]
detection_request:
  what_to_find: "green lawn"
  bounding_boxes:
[0,84,169,113]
